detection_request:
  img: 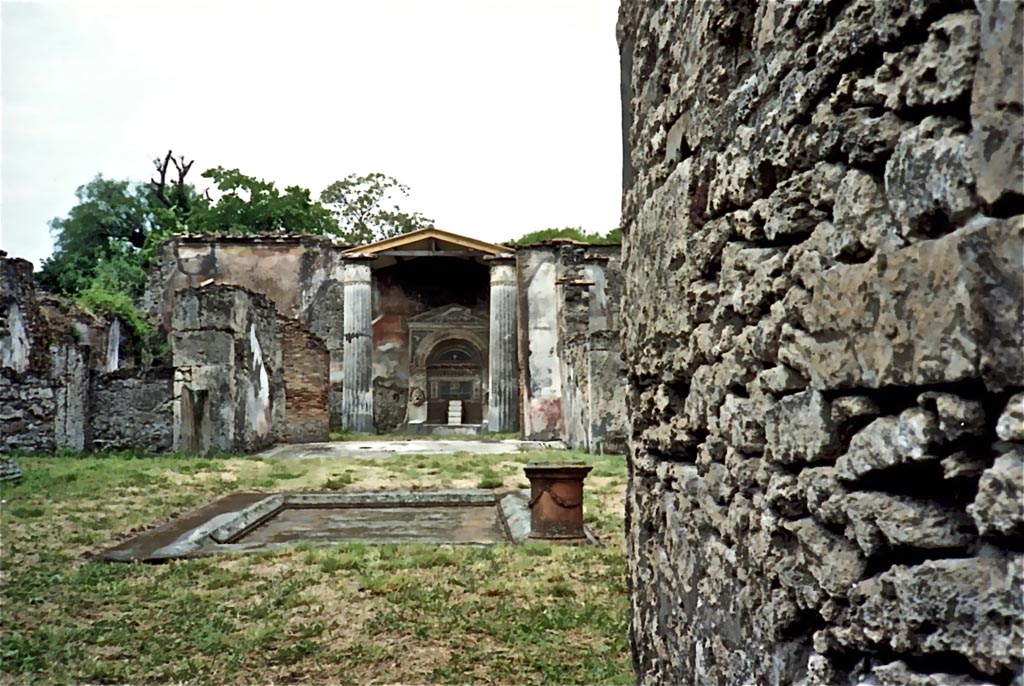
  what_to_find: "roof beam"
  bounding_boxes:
[378,250,481,257]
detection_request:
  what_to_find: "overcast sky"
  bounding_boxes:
[1,0,622,267]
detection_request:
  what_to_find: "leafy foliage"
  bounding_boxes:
[320,172,433,244]
[73,251,152,342]
[507,226,621,246]
[40,161,432,350]
[188,167,338,236]
[38,176,155,296]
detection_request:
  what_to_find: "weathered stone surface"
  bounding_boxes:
[831,170,903,257]
[765,391,839,465]
[836,410,943,481]
[90,368,173,453]
[720,394,767,455]
[826,555,1024,675]
[171,285,282,454]
[784,517,866,598]
[968,448,1024,540]
[797,466,846,527]
[780,219,1023,391]
[917,391,986,442]
[842,491,976,556]
[620,1,1023,683]
[996,393,1024,442]
[970,1,1024,205]
[866,661,999,686]
[829,395,880,428]
[940,450,991,481]
[855,13,980,111]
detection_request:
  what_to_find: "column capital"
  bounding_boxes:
[341,260,372,284]
[484,253,517,264]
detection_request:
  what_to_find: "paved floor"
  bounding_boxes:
[257,439,566,459]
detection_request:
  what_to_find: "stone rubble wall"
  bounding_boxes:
[0,368,56,452]
[0,254,127,453]
[0,255,42,373]
[89,368,174,453]
[145,236,348,426]
[618,1,1022,684]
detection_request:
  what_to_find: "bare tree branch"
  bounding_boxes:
[150,150,173,208]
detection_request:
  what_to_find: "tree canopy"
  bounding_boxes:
[506,226,621,246]
[38,175,157,297]
[320,172,433,244]
[38,154,433,342]
[188,167,338,236]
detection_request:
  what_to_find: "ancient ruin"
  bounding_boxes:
[1,227,627,454]
[618,1,1023,684]
[2,1,1022,682]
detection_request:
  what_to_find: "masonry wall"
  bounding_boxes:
[0,369,55,452]
[519,244,627,451]
[147,236,346,426]
[277,317,330,443]
[90,368,174,452]
[618,2,1023,685]
[552,244,628,453]
[171,285,283,454]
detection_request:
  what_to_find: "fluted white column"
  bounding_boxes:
[487,256,519,432]
[341,260,374,432]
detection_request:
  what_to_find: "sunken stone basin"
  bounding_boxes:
[97,489,597,563]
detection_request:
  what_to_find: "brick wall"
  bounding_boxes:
[277,316,330,443]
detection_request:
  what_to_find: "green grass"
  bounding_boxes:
[0,449,630,685]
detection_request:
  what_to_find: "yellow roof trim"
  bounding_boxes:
[341,227,513,256]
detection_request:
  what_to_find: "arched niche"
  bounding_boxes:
[405,306,489,427]
[423,337,486,424]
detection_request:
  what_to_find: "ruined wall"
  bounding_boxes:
[145,235,339,324]
[146,236,347,426]
[0,254,123,453]
[0,369,55,452]
[171,285,282,454]
[277,317,330,443]
[519,243,627,450]
[555,243,627,452]
[518,247,564,440]
[0,255,39,373]
[618,2,1023,684]
[90,368,174,452]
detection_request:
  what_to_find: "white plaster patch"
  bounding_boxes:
[105,318,121,372]
[246,324,272,438]
[1,303,30,372]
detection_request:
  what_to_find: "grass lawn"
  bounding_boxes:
[0,449,632,685]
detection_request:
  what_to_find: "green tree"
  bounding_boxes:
[38,175,155,296]
[320,172,433,244]
[187,167,338,236]
[507,226,621,246]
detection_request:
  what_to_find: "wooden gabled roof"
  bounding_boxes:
[341,227,513,257]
